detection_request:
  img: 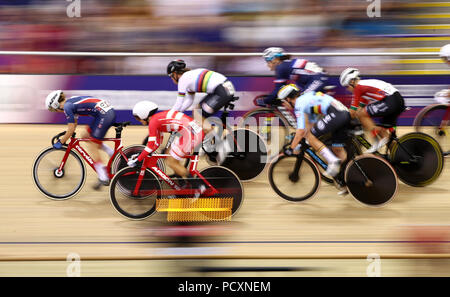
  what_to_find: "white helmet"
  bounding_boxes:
[278,84,300,100]
[263,47,286,62]
[45,90,63,110]
[339,68,360,87]
[439,44,450,60]
[132,101,158,120]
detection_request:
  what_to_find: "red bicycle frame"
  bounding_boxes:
[56,136,129,179]
[129,154,219,197]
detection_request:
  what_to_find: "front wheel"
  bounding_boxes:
[109,167,162,220]
[110,145,166,176]
[413,104,449,154]
[268,154,321,202]
[32,147,86,200]
[389,132,444,187]
[345,154,398,207]
[241,107,292,155]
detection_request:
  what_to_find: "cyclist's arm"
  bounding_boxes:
[264,65,289,104]
[137,126,161,162]
[290,110,307,150]
[60,121,77,144]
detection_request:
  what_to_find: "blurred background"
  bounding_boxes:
[0,0,448,75]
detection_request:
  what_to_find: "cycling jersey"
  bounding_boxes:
[63,96,116,141]
[137,110,204,161]
[350,79,398,111]
[294,91,348,130]
[63,96,114,123]
[172,68,229,113]
[264,59,328,104]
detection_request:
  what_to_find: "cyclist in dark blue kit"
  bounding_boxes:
[256,47,329,107]
[45,90,116,187]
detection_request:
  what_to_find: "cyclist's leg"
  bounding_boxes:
[309,108,350,176]
[89,110,116,183]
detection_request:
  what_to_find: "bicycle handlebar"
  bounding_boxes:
[51,131,76,146]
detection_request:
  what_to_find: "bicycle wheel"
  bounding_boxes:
[242,108,291,155]
[268,154,321,202]
[345,154,398,207]
[389,132,444,187]
[413,104,449,154]
[32,147,86,200]
[221,128,268,181]
[198,166,244,216]
[109,167,162,220]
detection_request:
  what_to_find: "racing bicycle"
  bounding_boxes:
[32,122,154,200]
[109,152,244,220]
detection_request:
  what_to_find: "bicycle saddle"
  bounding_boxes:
[113,122,131,128]
[377,123,395,129]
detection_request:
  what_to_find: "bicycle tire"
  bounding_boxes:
[198,166,244,216]
[345,154,398,207]
[268,154,321,202]
[221,128,268,181]
[32,147,86,200]
[241,107,292,154]
[109,166,162,220]
[413,103,449,154]
[389,132,444,187]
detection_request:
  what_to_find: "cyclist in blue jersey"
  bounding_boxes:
[278,84,351,179]
[45,90,116,187]
[256,47,328,107]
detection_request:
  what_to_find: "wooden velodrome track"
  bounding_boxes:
[0,124,449,276]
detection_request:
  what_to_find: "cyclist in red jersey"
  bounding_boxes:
[339,68,405,153]
[127,101,205,190]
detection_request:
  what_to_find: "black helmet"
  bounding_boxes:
[167,59,186,75]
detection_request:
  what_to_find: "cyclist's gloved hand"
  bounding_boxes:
[255,98,267,107]
[53,140,63,149]
[127,156,138,167]
[284,147,294,156]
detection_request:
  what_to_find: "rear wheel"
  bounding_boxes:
[221,128,268,181]
[109,167,162,220]
[389,132,444,187]
[32,147,86,200]
[345,154,398,207]
[268,154,321,202]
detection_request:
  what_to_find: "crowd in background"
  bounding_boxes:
[0,0,438,75]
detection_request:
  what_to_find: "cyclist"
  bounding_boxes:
[127,101,205,193]
[45,90,116,187]
[255,47,328,107]
[277,84,351,179]
[166,59,236,162]
[440,43,450,67]
[436,44,450,103]
[339,68,405,153]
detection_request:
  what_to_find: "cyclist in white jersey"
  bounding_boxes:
[167,60,236,120]
[166,60,237,162]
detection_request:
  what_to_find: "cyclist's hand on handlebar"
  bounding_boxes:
[284,147,294,156]
[53,140,63,149]
[255,98,267,107]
